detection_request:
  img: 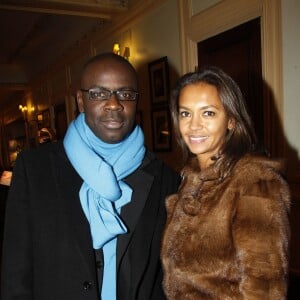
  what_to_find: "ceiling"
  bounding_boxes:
[0,0,130,110]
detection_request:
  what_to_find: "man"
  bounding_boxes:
[1,53,180,300]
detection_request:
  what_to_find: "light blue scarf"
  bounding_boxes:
[63,113,145,300]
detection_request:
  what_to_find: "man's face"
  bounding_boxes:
[77,59,137,143]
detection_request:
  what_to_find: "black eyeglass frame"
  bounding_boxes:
[80,87,139,101]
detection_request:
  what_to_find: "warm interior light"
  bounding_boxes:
[37,113,43,122]
[112,43,130,59]
[123,47,130,60]
[19,104,35,112]
[113,43,120,55]
[19,105,28,112]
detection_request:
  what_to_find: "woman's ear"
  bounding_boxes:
[227,118,235,130]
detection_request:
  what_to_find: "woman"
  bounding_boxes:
[161,67,290,299]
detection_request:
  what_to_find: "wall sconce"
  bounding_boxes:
[19,104,36,124]
[123,47,130,60]
[19,105,35,112]
[113,43,120,55]
[19,105,28,112]
[112,43,130,60]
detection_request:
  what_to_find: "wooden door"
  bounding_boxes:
[197,18,264,146]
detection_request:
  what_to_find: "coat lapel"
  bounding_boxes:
[51,143,96,276]
[117,166,153,266]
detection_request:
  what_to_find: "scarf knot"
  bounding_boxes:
[64,112,145,248]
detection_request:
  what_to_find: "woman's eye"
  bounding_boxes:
[179,111,190,118]
[203,111,215,117]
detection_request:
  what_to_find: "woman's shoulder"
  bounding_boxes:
[232,154,290,205]
[233,154,285,181]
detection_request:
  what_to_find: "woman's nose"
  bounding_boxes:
[189,115,203,130]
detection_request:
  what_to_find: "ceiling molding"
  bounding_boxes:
[0,83,29,91]
[0,0,128,18]
[0,0,133,110]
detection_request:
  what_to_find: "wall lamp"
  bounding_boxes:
[19,105,28,112]
[113,43,120,55]
[19,105,35,112]
[113,43,130,60]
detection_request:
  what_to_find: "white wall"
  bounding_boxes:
[282,0,300,157]
[130,0,181,73]
[128,0,183,169]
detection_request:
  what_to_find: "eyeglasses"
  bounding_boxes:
[80,87,138,101]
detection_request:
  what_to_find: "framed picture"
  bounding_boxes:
[151,108,172,152]
[148,56,170,105]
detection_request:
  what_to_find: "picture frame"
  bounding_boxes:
[151,108,172,152]
[148,56,170,105]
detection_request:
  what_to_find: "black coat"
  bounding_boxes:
[1,141,180,300]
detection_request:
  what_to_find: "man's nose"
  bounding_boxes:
[104,94,123,111]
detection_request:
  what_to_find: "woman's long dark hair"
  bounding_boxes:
[170,66,258,178]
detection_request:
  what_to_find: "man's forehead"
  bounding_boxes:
[81,60,137,85]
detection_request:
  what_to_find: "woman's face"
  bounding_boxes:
[178,82,234,169]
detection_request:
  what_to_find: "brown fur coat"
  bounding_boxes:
[161,155,290,299]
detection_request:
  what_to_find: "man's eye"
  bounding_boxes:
[120,91,136,99]
[120,91,130,98]
[90,90,107,99]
